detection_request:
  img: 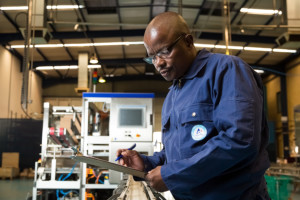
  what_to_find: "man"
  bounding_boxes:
[117,11,270,200]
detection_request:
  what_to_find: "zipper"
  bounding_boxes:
[178,79,182,88]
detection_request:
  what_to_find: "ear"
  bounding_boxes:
[184,34,194,47]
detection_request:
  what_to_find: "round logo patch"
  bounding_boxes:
[191,125,207,141]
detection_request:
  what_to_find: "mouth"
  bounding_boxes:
[160,68,170,77]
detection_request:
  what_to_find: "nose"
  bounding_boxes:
[153,56,166,71]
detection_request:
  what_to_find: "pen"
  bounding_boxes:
[115,143,136,161]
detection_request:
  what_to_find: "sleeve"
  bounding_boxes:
[160,56,265,193]
[140,148,166,172]
[133,148,166,181]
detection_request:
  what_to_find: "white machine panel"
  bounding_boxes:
[110,98,153,142]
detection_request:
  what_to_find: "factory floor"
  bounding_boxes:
[0,178,33,200]
[1,178,300,200]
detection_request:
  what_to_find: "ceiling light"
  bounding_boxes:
[272,49,297,53]
[54,65,77,70]
[0,5,84,11]
[9,42,297,54]
[194,44,215,48]
[74,18,84,32]
[36,66,54,70]
[244,47,272,52]
[98,77,106,83]
[47,5,84,10]
[90,53,98,64]
[240,8,282,15]
[35,65,101,70]
[215,45,244,50]
[88,65,101,68]
[254,69,264,74]
[0,6,28,11]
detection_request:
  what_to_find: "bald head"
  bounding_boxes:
[144,12,190,43]
[143,12,197,81]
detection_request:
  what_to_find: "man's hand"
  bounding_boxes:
[116,149,144,171]
[146,166,168,192]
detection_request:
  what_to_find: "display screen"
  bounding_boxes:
[119,108,144,127]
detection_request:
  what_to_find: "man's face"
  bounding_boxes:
[144,32,190,81]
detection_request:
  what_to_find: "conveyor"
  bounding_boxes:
[108,175,166,200]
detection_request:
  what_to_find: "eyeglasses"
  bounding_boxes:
[143,34,185,65]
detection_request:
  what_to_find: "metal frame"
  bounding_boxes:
[32,102,83,200]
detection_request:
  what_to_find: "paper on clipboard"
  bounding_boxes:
[71,155,146,179]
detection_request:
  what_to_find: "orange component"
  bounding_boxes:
[136,134,141,137]
[85,192,95,200]
[86,168,93,176]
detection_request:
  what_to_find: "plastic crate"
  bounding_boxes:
[265,175,292,200]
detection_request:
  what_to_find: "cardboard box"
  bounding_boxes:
[2,152,19,168]
[0,167,19,179]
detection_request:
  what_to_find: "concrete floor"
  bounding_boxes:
[1,178,300,200]
[0,178,33,200]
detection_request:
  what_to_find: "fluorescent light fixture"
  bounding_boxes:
[46,5,84,9]
[36,65,101,70]
[240,8,282,15]
[9,42,297,54]
[10,42,144,49]
[273,49,297,53]
[105,74,115,77]
[88,65,101,68]
[215,45,244,50]
[0,5,84,11]
[194,44,215,48]
[36,66,54,70]
[0,6,28,11]
[254,69,264,74]
[244,47,272,52]
[54,65,76,70]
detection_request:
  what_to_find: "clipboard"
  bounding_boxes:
[71,155,146,179]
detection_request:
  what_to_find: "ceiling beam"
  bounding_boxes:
[48,20,75,61]
[36,48,49,61]
[33,58,145,68]
[193,0,207,25]
[1,30,277,44]
[199,32,276,44]
[42,74,165,88]
[1,10,22,35]
[32,57,280,71]
[230,0,248,24]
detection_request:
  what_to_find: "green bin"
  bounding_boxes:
[265,175,292,200]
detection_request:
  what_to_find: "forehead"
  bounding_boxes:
[144,28,175,53]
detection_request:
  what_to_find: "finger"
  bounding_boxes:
[116,149,126,157]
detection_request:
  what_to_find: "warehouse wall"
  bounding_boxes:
[0,46,43,119]
[286,57,300,157]
[0,46,44,169]
[264,75,283,158]
[264,56,300,159]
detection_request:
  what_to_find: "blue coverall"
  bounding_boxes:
[141,49,270,200]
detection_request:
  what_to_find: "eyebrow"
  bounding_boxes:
[148,42,171,56]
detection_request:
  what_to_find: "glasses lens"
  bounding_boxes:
[143,57,153,65]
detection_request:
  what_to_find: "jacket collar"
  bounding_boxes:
[170,48,211,88]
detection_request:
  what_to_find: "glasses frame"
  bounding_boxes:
[143,34,186,65]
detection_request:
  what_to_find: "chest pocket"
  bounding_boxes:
[180,103,213,124]
[179,103,215,158]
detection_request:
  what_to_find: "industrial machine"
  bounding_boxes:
[81,93,155,185]
[32,92,156,200]
[32,103,82,200]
